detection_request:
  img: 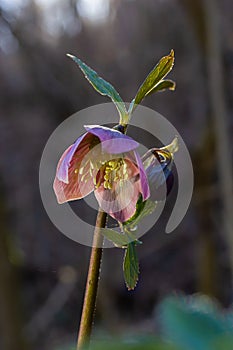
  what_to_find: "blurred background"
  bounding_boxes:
[0,0,232,349]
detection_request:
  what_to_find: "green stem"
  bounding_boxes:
[77,209,107,349]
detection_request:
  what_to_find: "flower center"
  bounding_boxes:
[102,159,128,190]
[76,155,129,190]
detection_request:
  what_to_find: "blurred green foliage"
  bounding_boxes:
[158,294,233,350]
[56,294,233,350]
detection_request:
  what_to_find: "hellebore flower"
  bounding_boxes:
[142,137,178,201]
[53,125,150,222]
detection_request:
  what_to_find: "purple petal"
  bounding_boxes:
[84,125,139,154]
[134,151,150,201]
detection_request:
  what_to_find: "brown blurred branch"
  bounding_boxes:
[179,0,206,50]
[179,0,233,299]
[0,183,27,350]
[203,0,233,272]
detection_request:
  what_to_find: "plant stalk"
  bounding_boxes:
[77,209,107,349]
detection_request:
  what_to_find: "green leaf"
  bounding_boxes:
[101,228,131,247]
[123,242,139,290]
[129,50,175,113]
[123,195,145,225]
[124,196,157,231]
[146,79,176,96]
[67,54,128,123]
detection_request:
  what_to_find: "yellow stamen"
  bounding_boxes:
[99,158,129,190]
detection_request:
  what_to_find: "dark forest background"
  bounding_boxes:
[0,0,232,349]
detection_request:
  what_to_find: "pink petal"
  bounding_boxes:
[53,134,97,203]
[95,180,141,222]
[126,151,150,201]
[57,132,96,183]
[134,151,150,200]
[94,159,141,222]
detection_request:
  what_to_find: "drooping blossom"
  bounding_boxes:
[142,137,178,201]
[53,125,150,223]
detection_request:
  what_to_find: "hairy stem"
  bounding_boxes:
[77,209,107,349]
